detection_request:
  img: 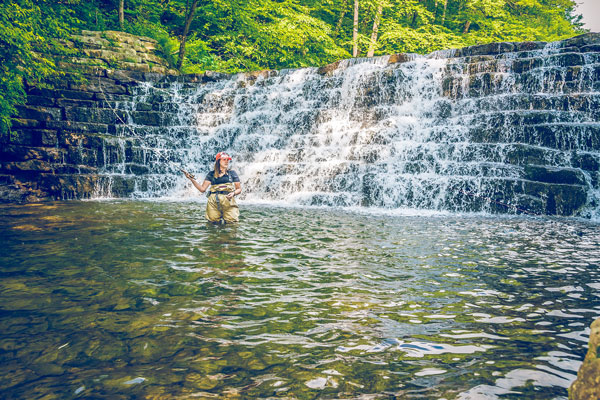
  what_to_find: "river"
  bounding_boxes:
[0,201,599,399]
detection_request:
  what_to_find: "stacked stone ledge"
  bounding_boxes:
[1,31,599,217]
[0,30,174,202]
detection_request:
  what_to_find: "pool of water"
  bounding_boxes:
[0,201,599,399]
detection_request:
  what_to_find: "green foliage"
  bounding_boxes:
[0,0,587,132]
[127,19,179,68]
[0,0,76,134]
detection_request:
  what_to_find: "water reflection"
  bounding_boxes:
[0,201,598,399]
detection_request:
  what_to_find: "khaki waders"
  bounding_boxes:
[206,182,239,223]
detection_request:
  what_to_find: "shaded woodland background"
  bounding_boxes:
[0,0,587,133]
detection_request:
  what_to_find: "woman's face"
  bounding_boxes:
[220,158,230,169]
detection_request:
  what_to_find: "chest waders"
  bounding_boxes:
[206,174,239,223]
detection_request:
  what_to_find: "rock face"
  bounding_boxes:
[569,317,600,399]
[0,30,176,201]
[1,31,599,217]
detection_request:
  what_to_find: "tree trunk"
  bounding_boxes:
[352,0,359,57]
[441,0,448,24]
[367,5,383,57]
[334,0,348,36]
[119,0,124,29]
[463,20,471,33]
[176,0,200,70]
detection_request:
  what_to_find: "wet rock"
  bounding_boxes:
[48,120,114,135]
[547,53,585,67]
[64,107,125,125]
[106,69,146,85]
[522,181,586,216]
[108,175,136,196]
[317,60,342,76]
[186,373,221,390]
[463,42,515,56]
[512,58,543,73]
[204,70,230,81]
[514,41,547,52]
[561,32,600,49]
[523,165,586,185]
[54,89,96,100]
[581,44,600,53]
[135,102,152,111]
[131,111,161,126]
[26,87,58,98]
[572,153,600,171]
[144,72,165,83]
[11,118,43,129]
[26,95,56,107]
[55,98,98,108]
[126,164,149,175]
[15,105,62,121]
[569,317,600,399]
[388,53,412,65]
[69,78,127,95]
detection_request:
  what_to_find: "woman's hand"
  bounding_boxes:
[226,192,235,200]
[183,170,195,180]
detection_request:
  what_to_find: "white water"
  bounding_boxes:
[96,38,600,218]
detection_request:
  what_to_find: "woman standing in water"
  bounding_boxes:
[183,152,242,223]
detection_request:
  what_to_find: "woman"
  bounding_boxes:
[183,152,242,223]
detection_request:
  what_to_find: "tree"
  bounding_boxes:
[0,0,587,130]
[352,0,359,57]
[0,0,75,134]
[119,0,124,29]
[176,0,200,70]
[367,3,383,57]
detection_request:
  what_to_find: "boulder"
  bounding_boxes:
[569,318,600,399]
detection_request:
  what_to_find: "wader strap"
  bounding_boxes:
[215,193,223,214]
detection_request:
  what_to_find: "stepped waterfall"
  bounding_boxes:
[95,36,599,218]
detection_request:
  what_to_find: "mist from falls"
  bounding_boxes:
[98,38,600,218]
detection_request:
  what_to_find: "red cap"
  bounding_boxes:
[215,152,232,161]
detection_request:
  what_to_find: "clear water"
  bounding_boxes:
[1,201,599,399]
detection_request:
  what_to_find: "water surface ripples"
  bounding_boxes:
[0,201,599,399]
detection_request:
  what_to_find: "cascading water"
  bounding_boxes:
[98,35,600,218]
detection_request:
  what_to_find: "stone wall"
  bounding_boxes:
[0,31,175,202]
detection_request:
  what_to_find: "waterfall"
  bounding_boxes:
[99,35,600,218]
